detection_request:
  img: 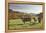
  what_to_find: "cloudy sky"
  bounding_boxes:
[9,4,42,14]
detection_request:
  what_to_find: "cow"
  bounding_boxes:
[21,15,31,24]
[38,13,43,23]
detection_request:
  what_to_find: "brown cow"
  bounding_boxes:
[21,15,31,24]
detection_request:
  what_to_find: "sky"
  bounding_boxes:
[9,4,42,14]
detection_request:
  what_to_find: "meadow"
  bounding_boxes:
[8,19,43,30]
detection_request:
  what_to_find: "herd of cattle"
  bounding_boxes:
[9,14,42,24]
[20,15,42,24]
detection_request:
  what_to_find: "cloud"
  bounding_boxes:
[9,4,42,14]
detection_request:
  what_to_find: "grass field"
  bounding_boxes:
[8,19,43,30]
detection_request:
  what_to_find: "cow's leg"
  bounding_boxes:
[23,19,25,24]
[38,20,40,23]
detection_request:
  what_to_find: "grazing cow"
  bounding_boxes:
[33,17,38,23]
[38,13,43,23]
[21,15,31,24]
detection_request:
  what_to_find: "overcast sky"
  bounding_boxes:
[9,4,42,14]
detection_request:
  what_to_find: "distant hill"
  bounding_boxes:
[8,9,43,19]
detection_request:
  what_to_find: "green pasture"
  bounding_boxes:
[8,19,43,30]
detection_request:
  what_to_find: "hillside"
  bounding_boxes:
[8,9,43,19]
